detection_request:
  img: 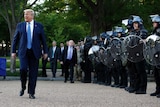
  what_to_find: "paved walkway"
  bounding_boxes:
[0,71,160,107]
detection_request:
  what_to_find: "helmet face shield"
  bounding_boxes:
[132,16,143,24]
[151,15,160,23]
[150,14,160,23]
[114,26,123,33]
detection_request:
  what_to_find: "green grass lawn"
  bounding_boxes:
[1,57,61,76]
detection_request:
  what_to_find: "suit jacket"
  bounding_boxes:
[61,46,77,65]
[12,21,48,59]
[48,46,60,60]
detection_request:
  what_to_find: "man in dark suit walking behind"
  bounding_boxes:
[48,40,60,80]
[60,40,77,83]
[60,42,65,76]
[11,9,48,99]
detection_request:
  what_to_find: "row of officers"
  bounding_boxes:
[90,14,160,98]
[42,14,160,99]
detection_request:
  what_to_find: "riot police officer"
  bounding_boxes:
[150,15,160,98]
[82,36,93,83]
[96,34,108,84]
[125,16,148,94]
[114,27,128,88]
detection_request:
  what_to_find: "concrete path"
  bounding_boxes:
[0,77,160,107]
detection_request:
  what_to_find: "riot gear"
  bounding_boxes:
[125,16,147,94]
[150,14,160,23]
[132,15,143,24]
[149,14,160,98]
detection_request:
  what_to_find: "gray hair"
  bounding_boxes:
[52,40,57,44]
[24,9,35,16]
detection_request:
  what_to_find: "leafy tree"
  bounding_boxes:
[76,0,130,35]
[34,0,89,46]
[0,0,39,43]
[0,0,39,72]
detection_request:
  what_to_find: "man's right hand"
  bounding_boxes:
[60,61,63,65]
[48,58,50,61]
[11,53,16,59]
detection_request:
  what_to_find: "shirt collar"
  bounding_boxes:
[27,20,34,25]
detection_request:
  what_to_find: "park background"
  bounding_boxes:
[0,0,159,76]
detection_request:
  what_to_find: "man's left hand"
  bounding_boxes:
[43,54,48,60]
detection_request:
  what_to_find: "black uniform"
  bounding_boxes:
[126,28,148,94]
[95,40,106,84]
[150,24,160,97]
[83,38,93,83]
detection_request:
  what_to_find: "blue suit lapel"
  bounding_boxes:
[33,21,38,38]
[23,22,27,38]
[23,22,27,32]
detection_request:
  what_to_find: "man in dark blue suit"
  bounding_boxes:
[60,40,77,83]
[60,42,65,76]
[48,40,60,80]
[11,9,48,99]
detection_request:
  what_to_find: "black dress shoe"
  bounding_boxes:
[83,81,91,83]
[70,81,74,83]
[19,90,24,96]
[105,83,111,86]
[125,87,129,91]
[111,84,119,88]
[119,85,126,88]
[125,87,136,93]
[29,94,35,99]
[150,92,160,96]
[157,94,160,98]
[135,90,146,94]
[64,80,67,83]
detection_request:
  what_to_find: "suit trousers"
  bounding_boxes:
[50,58,57,77]
[42,57,48,77]
[154,67,160,92]
[64,59,74,81]
[127,61,136,89]
[19,49,39,95]
[131,60,147,91]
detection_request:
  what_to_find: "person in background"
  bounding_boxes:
[125,16,148,94]
[11,9,48,99]
[149,14,160,98]
[42,48,48,77]
[74,44,82,81]
[60,42,65,76]
[48,41,60,80]
[83,36,93,83]
[60,40,77,83]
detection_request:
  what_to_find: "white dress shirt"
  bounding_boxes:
[26,20,34,40]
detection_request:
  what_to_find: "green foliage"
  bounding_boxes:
[0,17,10,42]
[33,0,89,46]
[1,0,160,51]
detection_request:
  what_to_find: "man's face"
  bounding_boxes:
[68,40,74,46]
[153,22,158,28]
[81,41,84,45]
[24,11,34,22]
[133,22,139,30]
[52,42,56,46]
[117,33,121,37]
[60,43,64,47]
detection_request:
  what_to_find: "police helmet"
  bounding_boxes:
[106,30,114,38]
[132,16,143,24]
[114,26,123,33]
[150,14,160,23]
[100,32,107,39]
[122,19,129,26]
